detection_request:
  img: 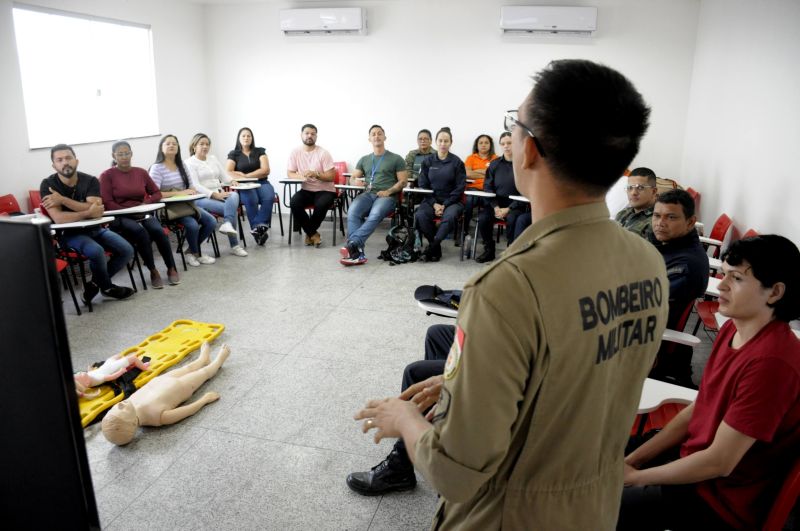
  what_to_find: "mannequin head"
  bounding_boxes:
[102,400,140,445]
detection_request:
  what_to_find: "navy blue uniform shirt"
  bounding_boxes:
[418,152,466,207]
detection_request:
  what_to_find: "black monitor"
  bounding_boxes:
[0,219,100,529]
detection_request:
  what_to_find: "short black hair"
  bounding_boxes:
[630,167,657,187]
[472,134,495,156]
[656,189,695,219]
[50,144,75,161]
[499,131,512,141]
[301,124,317,133]
[368,124,384,135]
[417,129,432,139]
[526,59,650,195]
[722,235,800,322]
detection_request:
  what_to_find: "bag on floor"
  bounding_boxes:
[378,225,419,265]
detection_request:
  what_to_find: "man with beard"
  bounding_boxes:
[41,144,134,304]
[287,124,337,247]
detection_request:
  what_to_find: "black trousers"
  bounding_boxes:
[477,203,523,249]
[111,215,175,270]
[617,443,733,530]
[393,324,456,461]
[415,202,463,245]
[290,189,336,236]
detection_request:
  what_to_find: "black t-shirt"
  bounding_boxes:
[40,172,100,213]
[227,147,266,174]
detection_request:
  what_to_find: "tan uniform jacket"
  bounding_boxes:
[415,202,669,530]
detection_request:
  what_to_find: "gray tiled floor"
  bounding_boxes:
[65,214,716,529]
[67,215,473,530]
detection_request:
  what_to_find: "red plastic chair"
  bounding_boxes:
[29,190,42,211]
[702,213,733,258]
[763,455,800,531]
[686,187,701,220]
[742,228,758,239]
[0,193,22,215]
[287,162,347,245]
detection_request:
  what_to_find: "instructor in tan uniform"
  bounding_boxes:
[354,59,669,530]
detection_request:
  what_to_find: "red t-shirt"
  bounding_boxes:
[681,319,800,529]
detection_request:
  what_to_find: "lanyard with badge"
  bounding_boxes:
[366,154,384,193]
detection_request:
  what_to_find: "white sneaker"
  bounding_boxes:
[231,245,248,257]
[198,254,216,265]
[186,254,201,267]
[218,221,237,235]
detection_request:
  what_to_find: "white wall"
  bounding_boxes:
[681,0,800,242]
[0,0,208,210]
[204,0,700,188]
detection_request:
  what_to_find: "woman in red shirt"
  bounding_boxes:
[100,141,179,288]
[618,235,800,530]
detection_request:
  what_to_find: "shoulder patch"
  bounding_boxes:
[443,326,465,380]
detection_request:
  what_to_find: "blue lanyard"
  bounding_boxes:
[369,154,385,185]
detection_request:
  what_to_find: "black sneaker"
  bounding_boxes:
[346,448,417,496]
[346,241,360,260]
[255,226,269,246]
[82,281,100,305]
[101,285,135,300]
[475,248,495,263]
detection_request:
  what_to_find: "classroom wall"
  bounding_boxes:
[0,0,208,210]
[203,0,700,190]
[681,0,800,242]
[1,0,703,216]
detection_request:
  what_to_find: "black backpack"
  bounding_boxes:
[378,225,420,265]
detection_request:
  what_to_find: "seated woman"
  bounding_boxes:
[149,134,217,267]
[618,235,800,531]
[404,129,435,184]
[225,127,274,246]
[185,133,247,257]
[100,140,180,288]
[463,134,498,230]
[414,127,466,262]
[475,132,524,263]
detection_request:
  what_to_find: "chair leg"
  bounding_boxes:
[127,261,138,292]
[332,207,336,246]
[238,209,247,248]
[208,231,220,258]
[76,258,92,313]
[275,198,284,236]
[174,228,187,271]
[61,269,81,316]
[135,251,147,290]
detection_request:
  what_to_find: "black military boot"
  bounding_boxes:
[475,245,495,263]
[345,446,416,496]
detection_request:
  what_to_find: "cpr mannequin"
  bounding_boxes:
[102,342,229,445]
[74,354,151,398]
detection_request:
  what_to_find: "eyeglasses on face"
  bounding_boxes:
[503,110,546,157]
[624,184,656,192]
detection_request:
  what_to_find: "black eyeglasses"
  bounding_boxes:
[624,184,656,192]
[504,110,546,157]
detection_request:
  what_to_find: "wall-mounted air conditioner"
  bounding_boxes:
[500,6,597,36]
[280,7,366,35]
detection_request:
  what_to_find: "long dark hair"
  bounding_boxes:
[234,127,258,152]
[154,134,190,188]
[472,134,495,156]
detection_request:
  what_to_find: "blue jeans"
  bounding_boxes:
[346,193,396,249]
[176,207,216,254]
[197,195,240,246]
[62,228,134,290]
[240,180,274,229]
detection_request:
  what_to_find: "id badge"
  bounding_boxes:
[365,183,373,193]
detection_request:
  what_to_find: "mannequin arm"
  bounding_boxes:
[159,392,219,425]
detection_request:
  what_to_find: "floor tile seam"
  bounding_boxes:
[202,425,381,458]
[366,495,384,530]
[282,303,340,356]
[100,426,212,528]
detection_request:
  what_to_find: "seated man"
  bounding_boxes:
[287,124,337,247]
[648,189,709,386]
[42,144,134,304]
[340,125,407,266]
[619,234,800,531]
[346,324,453,495]
[615,167,657,238]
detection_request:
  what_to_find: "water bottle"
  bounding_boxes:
[463,234,473,259]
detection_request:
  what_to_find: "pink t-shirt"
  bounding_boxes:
[286,146,335,193]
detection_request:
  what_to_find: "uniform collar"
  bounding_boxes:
[509,201,611,254]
